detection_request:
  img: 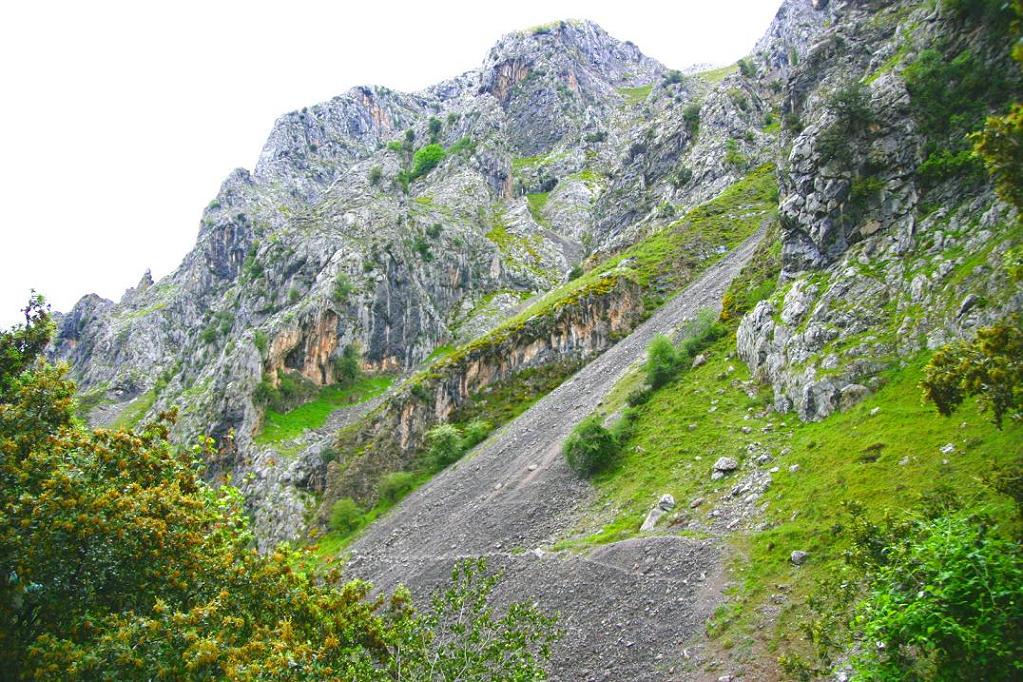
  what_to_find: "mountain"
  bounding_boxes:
[50,1,1022,678]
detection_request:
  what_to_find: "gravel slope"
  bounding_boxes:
[347,231,764,680]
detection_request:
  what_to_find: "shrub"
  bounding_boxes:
[724,139,747,169]
[427,116,442,141]
[852,513,1023,680]
[333,272,354,302]
[448,136,475,155]
[584,130,608,143]
[412,235,433,262]
[368,165,383,185]
[626,385,653,407]
[427,423,464,468]
[737,58,756,78]
[426,222,443,239]
[683,102,701,135]
[663,69,684,85]
[333,345,360,387]
[973,102,1023,209]
[329,497,363,535]
[563,415,618,476]
[378,471,418,504]
[410,143,446,180]
[253,330,268,355]
[288,287,301,304]
[922,317,1023,427]
[461,419,492,449]
[646,334,680,389]
[671,166,693,188]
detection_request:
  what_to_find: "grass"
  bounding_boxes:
[526,192,550,226]
[696,63,739,84]
[617,84,653,106]
[557,321,1022,668]
[111,389,157,430]
[255,375,393,445]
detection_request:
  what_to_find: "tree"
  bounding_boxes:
[0,297,557,679]
[0,293,53,398]
[922,317,1023,428]
[410,143,446,180]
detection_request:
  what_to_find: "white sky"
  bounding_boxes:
[0,0,782,327]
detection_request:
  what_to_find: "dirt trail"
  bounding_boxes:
[347,231,764,680]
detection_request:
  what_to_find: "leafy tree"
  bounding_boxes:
[0,293,53,398]
[562,415,617,476]
[368,165,383,186]
[921,317,1023,427]
[0,299,557,679]
[333,271,354,302]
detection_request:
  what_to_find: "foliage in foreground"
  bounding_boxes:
[0,297,556,680]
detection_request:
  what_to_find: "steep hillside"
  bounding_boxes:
[47,0,1023,678]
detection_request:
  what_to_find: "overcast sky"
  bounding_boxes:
[0,0,782,327]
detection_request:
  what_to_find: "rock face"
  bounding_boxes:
[736,0,1023,422]
[51,15,788,544]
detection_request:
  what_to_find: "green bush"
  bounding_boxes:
[563,415,618,476]
[329,498,363,535]
[428,116,442,141]
[663,70,684,85]
[683,102,701,135]
[378,471,418,504]
[426,222,443,238]
[737,58,756,78]
[410,143,446,180]
[426,423,464,468]
[412,235,433,262]
[461,419,492,449]
[645,310,726,389]
[333,344,360,387]
[646,334,680,389]
[253,330,268,355]
[852,513,1023,680]
[333,272,354,302]
[724,139,747,169]
[448,136,475,155]
[368,165,383,185]
[922,317,1023,427]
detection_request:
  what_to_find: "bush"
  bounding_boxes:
[378,471,418,504]
[922,317,1023,427]
[584,130,608,143]
[426,423,464,468]
[737,58,756,78]
[426,222,443,238]
[663,69,684,85]
[428,116,442,141]
[626,385,653,407]
[646,334,680,389]
[333,344,360,387]
[253,330,268,355]
[645,310,726,389]
[563,415,618,476]
[683,102,701,135]
[448,136,475,155]
[852,513,1023,680]
[333,272,354,302]
[412,235,433,262]
[368,165,383,186]
[724,138,747,169]
[410,143,446,180]
[461,419,492,449]
[329,497,363,535]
